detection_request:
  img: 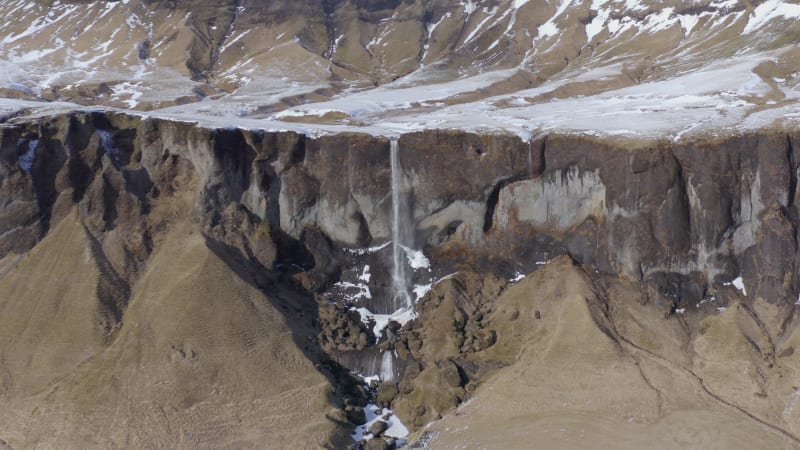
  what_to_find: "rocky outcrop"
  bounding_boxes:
[3,110,800,445]
[4,112,799,333]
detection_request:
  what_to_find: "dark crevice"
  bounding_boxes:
[738,302,776,358]
[202,232,362,445]
[787,134,797,208]
[669,146,692,250]
[482,177,512,233]
[83,226,131,336]
[321,0,339,59]
[538,136,547,176]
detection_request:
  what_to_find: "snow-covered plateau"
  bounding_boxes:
[1,0,799,140]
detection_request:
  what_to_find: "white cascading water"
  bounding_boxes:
[376,139,410,382]
[527,141,533,177]
[390,139,412,312]
[380,350,394,382]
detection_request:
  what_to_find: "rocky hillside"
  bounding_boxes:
[1,0,799,137]
[2,1,800,449]
[1,110,800,448]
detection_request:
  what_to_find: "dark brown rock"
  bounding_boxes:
[368,419,389,436]
[364,437,390,450]
[376,382,399,407]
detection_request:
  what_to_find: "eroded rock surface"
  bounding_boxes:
[2,111,800,447]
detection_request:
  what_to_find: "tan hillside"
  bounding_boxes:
[416,257,800,449]
[0,213,349,449]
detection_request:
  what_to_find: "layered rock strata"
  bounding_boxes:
[2,111,800,447]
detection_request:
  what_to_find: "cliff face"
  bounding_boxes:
[2,112,800,447]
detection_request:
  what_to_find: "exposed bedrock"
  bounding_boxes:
[274,128,800,332]
[3,112,800,444]
[3,113,800,327]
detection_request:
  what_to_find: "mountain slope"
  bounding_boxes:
[1,0,799,138]
[415,257,799,449]
[0,213,349,449]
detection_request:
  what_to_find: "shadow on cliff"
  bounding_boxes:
[203,232,362,446]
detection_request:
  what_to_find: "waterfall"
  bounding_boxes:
[390,139,412,312]
[380,351,395,382]
[527,140,533,178]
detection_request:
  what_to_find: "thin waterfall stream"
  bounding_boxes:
[527,140,533,178]
[381,139,410,381]
[390,139,412,313]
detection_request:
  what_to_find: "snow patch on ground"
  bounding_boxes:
[355,273,456,339]
[696,295,717,308]
[724,276,747,296]
[355,306,416,339]
[346,241,391,256]
[335,281,372,302]
[401,245,430,270]
[538,0,574,39]
[358,265,372,283]
[744,0,800,33]
[412,273,456,300]
[351,403,409,445]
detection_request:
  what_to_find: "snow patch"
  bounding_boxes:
[724,276,747,296]
[401,245,430,270]
[696,295,717,308]
[351,403,409,444]
[358,265,372,283]
[744,0,800,33]
[346,241,391,256]
[538,0,574,39]
[355,306,416,339]
[585,7,610,43]
[334,281,372,302]
[678,14,700,34]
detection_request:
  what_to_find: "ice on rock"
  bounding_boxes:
[334,281,372,302]
[351,402,410,444]
[413,283,433,300]
[345,241,391,256]
[401,245,430,270]
[358,265,371,283]
[355,306,416,339]
[510,273,526,283]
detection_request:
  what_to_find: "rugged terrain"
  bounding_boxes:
[3,0,800,449]
[1,0,799,136]
[1,109,800,448]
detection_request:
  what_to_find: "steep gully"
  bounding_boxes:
[2,111,800,443]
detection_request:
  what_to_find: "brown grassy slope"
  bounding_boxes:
[418,257,797,449]
[0,213,348,449]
